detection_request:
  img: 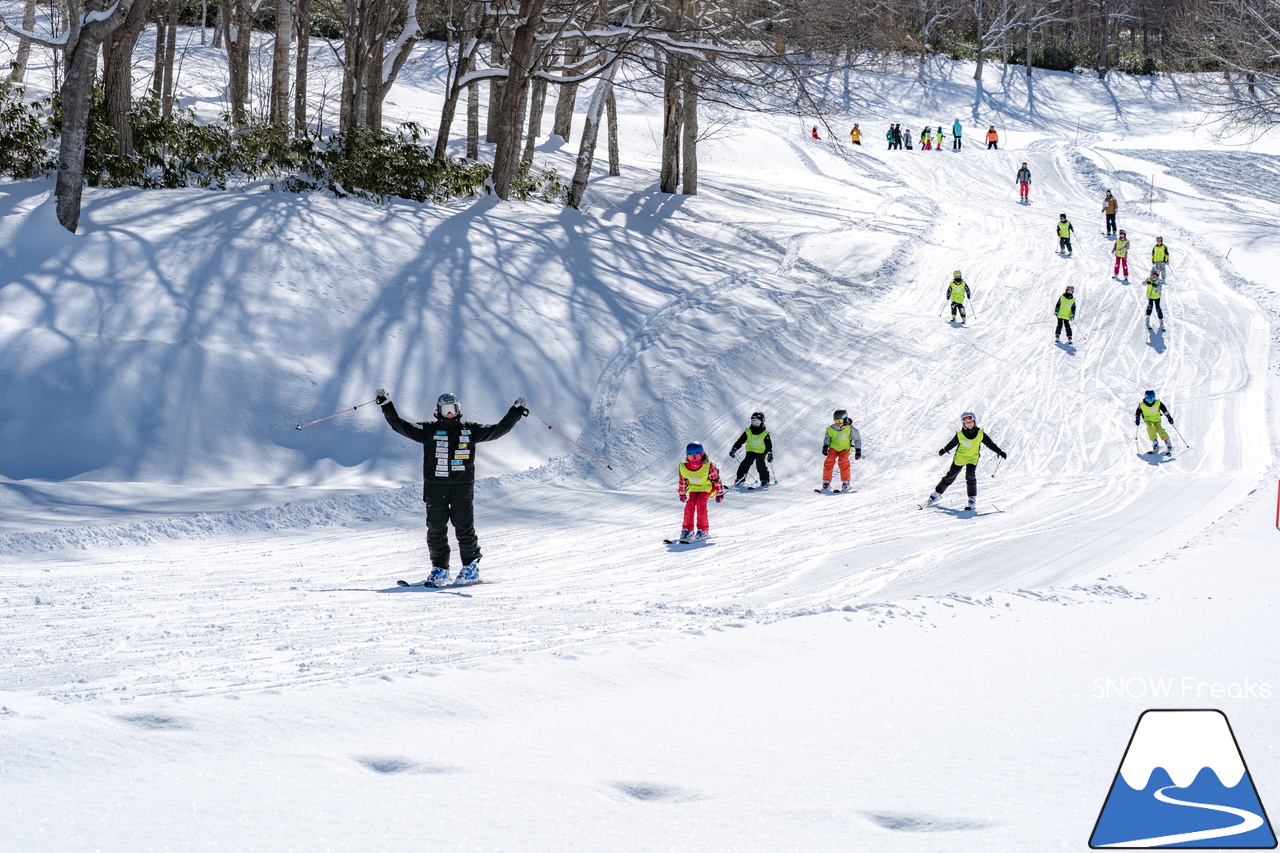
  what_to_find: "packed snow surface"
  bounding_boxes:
[2,31,1279,852]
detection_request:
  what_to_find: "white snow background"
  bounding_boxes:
[1,20,1279,852]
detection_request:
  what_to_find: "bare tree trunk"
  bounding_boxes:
[102,0,151,156]
[680,63,697,195]
[466,80,479,159]
[551,41,582,141]
[151,0,167,94]
[222,0,252,122]
[522,76,547,162]
[160,0,177,116]
[1097,0,1110,77]
[270,0,296,126]
[605,85,619,176]
[56,0,138,232]
[8,0,38,83]
[294,0,311,133]
[659,55,681,194]
[491,0,547,199]
[486,14,512,142]
[568,71,615,207]
[433,11,478,159]
[973,1,986,80]
[1026,20,1034,76]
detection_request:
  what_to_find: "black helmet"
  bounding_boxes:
[436,393,461,418]
[750,411,765,424]
[1059,213,1067,219]
[833,409,848,422]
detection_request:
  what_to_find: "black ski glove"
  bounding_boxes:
[938,448,947,456]
[375,388,391,406]
[1167,418,1174,425]
[514,396,529,417]
[1134,418,1140,426]
[821,445,829,455]
[998,451,1007,459]
[729,449,737,459]
[766,452,773,462]
[854,448,862,460]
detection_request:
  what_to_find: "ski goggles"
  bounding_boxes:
[750,417,763,425]
[439,401,461,418]
[961,415,976,425]
[686,453,705,464]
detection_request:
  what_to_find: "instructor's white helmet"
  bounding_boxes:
[436,393,461,418]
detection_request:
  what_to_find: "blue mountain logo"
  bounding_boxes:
[1091,709,1276,848]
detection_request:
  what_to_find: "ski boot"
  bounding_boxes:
[456,558,481,585]
[820,481,832,493]
[1164,440,1173,455]
[840,481,852,493]
[926,492,941,506]
[679,529,693,543]
[1151,440,1160,454]
[692,530,708,541]
[427,566,451,587]
[966,498,976,512]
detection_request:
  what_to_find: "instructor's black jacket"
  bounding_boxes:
[381,401,523,497]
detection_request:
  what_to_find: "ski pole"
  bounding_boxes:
[990,456,1003,478]
[1171,422,1190,448]
[530,412,614,470]
[295,398,378,430]
[968,301,978,321]
[768,458,779,485]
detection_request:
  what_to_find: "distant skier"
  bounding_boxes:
[922,126,932,150]
[376,389,527,586]
[1144,269,1165,329]
[1015,162,1031,202]
[952,119,962,150]
[1057,214,1075,256]
[892,124,903,149]
[885,125,894,150]
[677,442,724,542]
[925,412,1007,511]
[1054,285,1077,344]
[1151,237,1170,278]
[850,124,861,146]
[820,409,862,493]
[1135,390,1174,455]
[904,127,914,150]
[1112,229,1130,281]
[935,127,945,149]
[947,269,972,323]
[1102,190,1119,237]
[985,126,998,149]
[729,412,773,488]
[811,126,820,140]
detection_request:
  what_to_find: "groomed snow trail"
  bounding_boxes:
[1,132,1270,705]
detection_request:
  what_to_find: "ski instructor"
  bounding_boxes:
[375,388,527,586]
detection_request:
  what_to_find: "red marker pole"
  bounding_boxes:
[1226,248,1233,261]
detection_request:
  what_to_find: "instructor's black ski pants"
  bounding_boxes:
[424,481,480,569]
[935,463,978,498]
[1056,318,1073,339]
[735,452,770,485]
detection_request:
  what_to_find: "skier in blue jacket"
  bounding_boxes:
[952,120,963,150]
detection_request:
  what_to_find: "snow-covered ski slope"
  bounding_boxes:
[3,45,1280,851]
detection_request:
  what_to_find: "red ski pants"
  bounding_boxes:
[1113,256,1128,277]
[823,448,851,482]
[1019,181,1030,199]
[682,491,711,532]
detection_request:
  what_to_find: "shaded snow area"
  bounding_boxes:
[2,34,1280,851]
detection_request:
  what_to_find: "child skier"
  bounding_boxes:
[922,127,932,150]
[985,126,999,149]
[925,412,1007,511]
[850,124,861,145]
[1135,390,1175,455]
[820,409,862,492]
[1057,214,1074,256]
[1054,285,1076,344]
[1151,237,1170,278]
[677,442,724,542]
[729,412,773,487]
[1015,162,1031,202]
[935,127,945,149]
[1112,229,1130,281]
[1144,269,1165,329]
[947,270,972,323]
